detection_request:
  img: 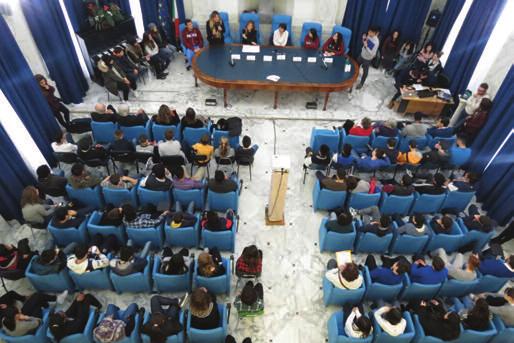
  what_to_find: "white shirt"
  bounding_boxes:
[345,308,373,338]
[52,142,77,153]
[465,93,489,115]
[273,29,289,47]
[374,307,406,337]
[158,140,185,159]
[325,269,363,290]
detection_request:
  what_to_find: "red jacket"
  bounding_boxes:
[349,126,373,136]
[322,37,344,56]
[304,35,320,49]
[181,28,204,50]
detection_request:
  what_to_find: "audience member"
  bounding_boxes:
[349,117,373,136]
[111,130,135,153]
[234,281,264,314]
[383,174,414,196]
[241,20,258,45]
[401,112,429,137]
[66,244,109,274]
[198,248,225,277]
[490,221,514,246]
[141,33,168,79]
[171,166,204,190]
[448,171,479,192]
[91,103,117,122]
[235,136,259,161]
[160,247,190,275]
[141,295,182,341]
[325,210,354,234]
[98,54,131,101]
[325,260,363,290]
[236,245,263,277]
[36,165,67,197]
[365,254,410,285]
[192,134,214,166]
[110,241,151,276]
[380,30,400,71]
[100,174,137,190]
[343,305,373,338]
[141,163,172,191]
[168,200,197,229]
[374,306,406,336]
[453,297,490,331]
[356,26,380,89]
[432,248,479,281]
[396,140,423,165]
[190,287,220,330]
[0,239,34,274]
[112,47,139,91]
[125,36,148,66]
[93,303,138,342]
[52,132,77,153]
[414,173,447,195]
[180,108,206,135]
[136,134,155,153]
[483,287,514,326]
[68,162,101,189]
[410,256,448,284]
[304,144,331,169]
[51,205,91,229]
[430,215,454,234]
[393,41,414,71]
[408,299,461,341]
[35,74,70,128]
[357,149,391,170]
[122,204,169,229]
[461,204,494,233]
[303,28,319,49]
[181,19,204,70]
[208,170,238,193]
[201,209,234,231]
[20,186,54,226]
[375,119,399,137]
[357,206,392,237]
[395,213,427,236]
[152,104,180,125]
[322,32,344,56]
[77,136,108,162]
[427,118,452,138]
[30,246,69,275]
[272,23,288,47]
[148,22,176,61]
[116,104,148,127]
[158,129,186,160]
[478,244,514,278]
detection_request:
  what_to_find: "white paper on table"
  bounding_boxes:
[242,45,260,53]
[412,84,426,91]
[344,64,351,72]
[292,56,302,62]
[231,54,241,60]
[263,55,273,62]
[324,57,334,63]
[277,54,286,61]
[307,57,317,63]
[266,75,280,82]
[246,55,256,61]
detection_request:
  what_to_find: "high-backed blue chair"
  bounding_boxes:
[348,192,381,210]
[412,314,455,343]
[310,128,340,159]
[327,310,373,343]
[490,315,514,343]
[399,136,428,152]
[312,180,347,211]
[410,192,446,214]
[271,14,293,45]
[0,309,50,343]
[193,257,231,295]
[399,275,443,301]
[172,188,205,210]
[371,132,399,149]
[182,125,211,148]
[437,277,479,298]
[449,146,471,168]
[26,256,74,292]
[363,266,405,301]
[69,266,113,291]
[322,275,366,306]
[66,184,103,209]
[355,231,393,254]
[380,193,415,215]
[331,25,351,54]
[94,312,141,343]
[372,310,415,343]
[48,308,97,343]
[319,218,356,252]
[152,256,192,293]
[202,217,237,252]
[299,22,322,47]
[141,311,185,343]
[206,190,238,213]
[119,121,151,141]
[91,121,117,143]
[126,222,164,249]
[343,135,370,154]
[48,219,88,246]
[459,319,498,343]
[424,220,464,253]
[136,185,171,211]
[472,273,510,293]
[212,129,239,148]
[389,222,430,255]
[164,214,200,248]
[87,211,126,243]
[179,21,200,52]
[427,135,456,149]
[239,12,260,44]
[219,12,232,44]
[186,303,228,343]
[102,184,139,208]
[441,191,475,213]
[457,218,494,252]
[152,123,180,142]
[110,256,152,293]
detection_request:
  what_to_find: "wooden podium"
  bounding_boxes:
[265,155,290,226]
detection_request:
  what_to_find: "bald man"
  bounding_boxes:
[91,103,117,122]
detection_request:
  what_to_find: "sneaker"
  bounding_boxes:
[186,65,192,71]
[56,290,68,305]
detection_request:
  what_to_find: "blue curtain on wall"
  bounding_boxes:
[342,0,381,58]
[0,125,36,221]
[444,0,507,95]
[431,0,465,51]
[377,0,432,42]
[0,16,58,162]
[139,0,174,36]
[21,0,88,104]
[63,0,87,32]
[175,0,185,23]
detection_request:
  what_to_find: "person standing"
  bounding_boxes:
[453,83,490,127]
[181,19,204,71]
[355,26,379,90]
[35,74,70,129]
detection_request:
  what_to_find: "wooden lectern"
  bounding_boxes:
[265,155,290,226]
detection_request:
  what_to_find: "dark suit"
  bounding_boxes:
[208,179,238,193]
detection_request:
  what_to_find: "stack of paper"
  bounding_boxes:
[266,75,280,82]
[336,250,352,267]
[242,45,260,53]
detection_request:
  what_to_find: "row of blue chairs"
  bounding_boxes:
[26,255,233,296]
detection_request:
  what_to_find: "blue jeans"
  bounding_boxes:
[185,46,199,67]
[105,303,138,323]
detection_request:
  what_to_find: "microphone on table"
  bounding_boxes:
[228,47,235,67]
[319,50,328,70]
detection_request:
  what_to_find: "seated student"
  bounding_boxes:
[351,176,374,193]
[36,165,67,198]
[208,170,238,193]
[171,166,204,190]
[408,299,461,341]
[197,249,226,277]
[477,244,514,278]
[447,171,479,192]
[68,162,101,189]
[49,293,102,342]
[142,295,182,341]
[427,117,453,138]
[66,244,109,275]
[160,247,190,275]
[453,297,491,331]
[148,22,177,62]
[100,174,138,190]
[430,215,454,234]
[236,245,263,277]
[167,201,197,228]
[97,204,123,227]
[20,186,55,226]
[421,141,452,168]
[241,20,258,45]
[483,287,514,326]
[121,204,169,229]
[332,143,357,168]
[91,103,117,122]
[181,19,204,70]
[401,112,429,137]
[365,254,411,285]
[112,47,139,91]
[432,248,479,281]
[389,69,429,104]
[141,163,172,191]
[93,303,138,342]
[51,205,91,229]
[141,33,168,80]
[316,168,352,191]
[234,281,264,314]
[325,260,363,290]
[395,213,427,236]
[273,23,288,47]
[449,136,472,166]
[410,256,448,284]
[116,104,149,127]
[190,287,220,330]
[304,144,331,169]
[325,210,354,234]
[201,210,234,232]
[358,214,393,237]
[215,136,236,175]
[180,107,206,135]
[76,136,108,162]
[383,138,398,164]
[373,306,406,337]
[235,135,259,161]
[0,239,35,274]
[110,241,151,276]
[152,104,180,126]
[322,32,344,56]
[31,246,70,275]
[396,140,423,165]
[357,149,391,170]
[383,174,414,196]
[136,134,155,154]
[52,131,77,154]
[110,130,135,152]
[375,119,399,137]
[461,204,495,233]
[304,28,320,49]
[158,130,186,160]
[414,173,447,195]
[97,55,131,101]
[343,305,373,338]
[192,134,214,166]
[349,117,373,136]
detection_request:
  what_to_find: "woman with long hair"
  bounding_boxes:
[190,287,220,330]
[214,136,235,174]
[381,30,400,71]
[206,11,225,45]
[142,32,168,79]
[236,245,263,277]
[20,186,54,226]
[153,104,180,125]
[322,32,344,56]
[35,74,70,129]
[197,250,225,277]
[304,28,319,49]
[241,20,258,45]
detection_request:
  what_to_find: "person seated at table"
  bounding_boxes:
[198,248,225,277]
[152,104,180,126]
[135,134,155,154]
[110,240,151,276]
[396,140,423,166]
[236,245,263,277]
[389,69,429,104]
[374,306,406,337]
[52,131,77,154]
[325,260,363,290]
[332,143,357,168]
[482,287,514,326]
[141,33,168,80]
[93,303,138,342]
[190,287,220,330]
[349,117,373,136]
[160,247,190,275]
[141,163,172,191]
[315,168,352,191]
[357,149,391,170]
[234,281,264,315]
[116,104,149,127]
[241,20,258,45]
[342,304,373,338]
[201,209,234,231]
[414,173,447,195]
[430,215,454,234]
[206,11,225,45]
[365,254,411,285]
[383,174,414,196]
[394,213,427,236]
[48,293,102,342]
[408,299,461,341]
[303,28,319,49]
[447,171,479,193]
[66,243,110,275]
[36,165,67,198]
[273,23,288,47]
[325,210,354,234]
[304,144,330,169]
[432,248,479,281]
[180,107,207,135]
[427,117,452,138]
[374,119,399,137]
[181,19,204,71]
[158,129,186,160]
[453,297,491,331]
[208,170,238,193]
[410,255,448,284]
[322,32,344,56]
[121,204,169,229]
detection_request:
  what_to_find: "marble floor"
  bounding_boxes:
[1,56,511,343]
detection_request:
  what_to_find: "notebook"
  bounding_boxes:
[336,250,353,267]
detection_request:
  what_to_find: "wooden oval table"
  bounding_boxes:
[192,44,359,110]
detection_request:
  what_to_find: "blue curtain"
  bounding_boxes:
[431,0,465,51]
[377,0,432,42]
[21,0,89,104]
[63,0,87,32]
[0,16,58,162]
[444,0,507,95]
[140,0,174,36]
[342,0,381,58]
[175,0,185,22]
[0,125,36,221]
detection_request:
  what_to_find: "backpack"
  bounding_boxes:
[68,118,92,134]
[216,117,242,137]
[93,317,126,343]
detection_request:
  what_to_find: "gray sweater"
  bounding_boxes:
[22,203,54,225]
[401,123,429,137]
[397,223,427,236]
[490,303,514,326]
[361,35,379,61]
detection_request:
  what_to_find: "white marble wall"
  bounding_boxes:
[480,30,514,96]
